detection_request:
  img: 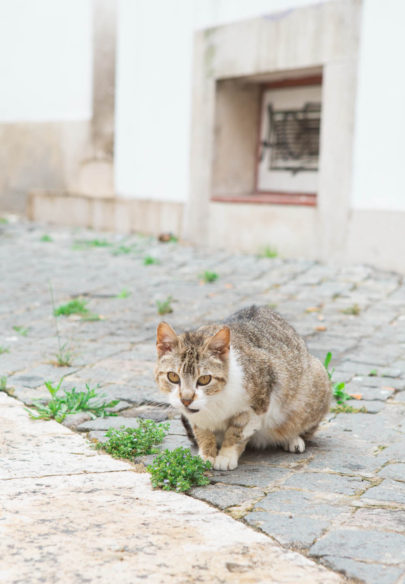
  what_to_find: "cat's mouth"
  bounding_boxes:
[184,406,200,414]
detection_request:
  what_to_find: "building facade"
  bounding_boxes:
[1,0,405,271]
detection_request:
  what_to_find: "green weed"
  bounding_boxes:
[111,244,137,256]
[40,234,53,242]
[259,246,278,258]
[0,346,10,355]
[199,271,219,283]
[144,256,160,266]
[331,405,368,414]
[341,304,361,316]
[156,296,174,315]
[13,326,29,336]
[53,343,73,367]
[116,288,131,299]
[73,238,112,250]
[53,298,89,317]
[324,352,352,405]
[97,420,170,459]
[27,379,119,423]
[0,376,7,391]
[368,369,378,377]
[147,447,211,492]
[0,217,8,224]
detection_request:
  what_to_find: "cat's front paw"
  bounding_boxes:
[213,451,239,471]
[198,451,216,466]
[284,436,306,453]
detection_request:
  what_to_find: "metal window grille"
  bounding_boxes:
[260,102,321,174]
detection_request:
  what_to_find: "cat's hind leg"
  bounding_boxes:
[282,436,306,453]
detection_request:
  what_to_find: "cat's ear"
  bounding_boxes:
[156,322,178,356]
[207,326,230,359]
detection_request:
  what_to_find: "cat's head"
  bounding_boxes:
[154,322,230,415]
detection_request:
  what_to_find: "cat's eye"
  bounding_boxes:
[197,375,212,386]
[167,372,180,384]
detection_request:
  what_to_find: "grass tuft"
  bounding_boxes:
[27,379,119,423]
[116,288,131,299]
[97,420,169,459]
[53,298,89,317]
[156,296,174,315]
[13,325,29,336]
[144,256,160,266]
[0,376,7,391]
[341,304,361,316]
[40,234,53,242]
[324,352,352,405]
[0,346,10,355]
[259,246,278,258]
[199,271,219,284]
[147,447,211,492]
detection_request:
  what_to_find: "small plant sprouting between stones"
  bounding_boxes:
[73,238,112,250]
[369,369,378,377]
[0,346,10,355]
[40,234,53,242]
[53,343,74,367]
[144,255,160,266]
[97,420,170,459]
[147,447,211,492]
[27,379,119,423]
[0,376,7,391]
[156,296,174,315]
[259,246,278,259]
[53,298,89,317]
[331,404,368,414]
[116,288,131,299]
[324,352,352,405]
[199,271,219,284]
[13,325,29,337]
[111,244,137,256]
[341,303,361,316]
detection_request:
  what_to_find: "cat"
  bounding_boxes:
[154,305,331,471]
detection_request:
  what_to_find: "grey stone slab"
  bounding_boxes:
[283,472,369,496]
[311,529,405,566]
[210,464,292,488]
[341,508,405,535]
[320,556,404,584]
[246,511,330,548]
[190,484,265,510]
[362,480,405,505]
[89,382,169,405]
[255,490,344,519]
[379,463,405,483]
[77,416,143,432]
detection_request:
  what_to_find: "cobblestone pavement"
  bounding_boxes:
[1,219,405,584]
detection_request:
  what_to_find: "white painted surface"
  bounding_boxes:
[0,0,92,122]
[352,0,405,211]
[115,0,332,202]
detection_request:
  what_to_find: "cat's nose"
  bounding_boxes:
[181,397,193,407]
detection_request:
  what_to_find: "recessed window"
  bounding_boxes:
[257,81,322,195]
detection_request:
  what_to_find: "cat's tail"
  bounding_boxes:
[180,414,197,446]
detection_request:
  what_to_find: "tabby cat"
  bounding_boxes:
[155,305,331,470]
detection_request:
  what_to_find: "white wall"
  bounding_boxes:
[115,0,331,202]
[352,0,405,211]
[0,0,92,122]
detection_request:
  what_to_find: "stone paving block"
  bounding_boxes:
[378,463,405,483]
[341,507,405,534]
[283,472,369,496]
[246,511,331,549]
[210,463,292,488]
[91,383,169,405]
[320,556,404,584]
[77,416,143,432]
[362,479,405,506]
[253,489,345,519]
[190,484,265,510]
[310,529,405,566]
